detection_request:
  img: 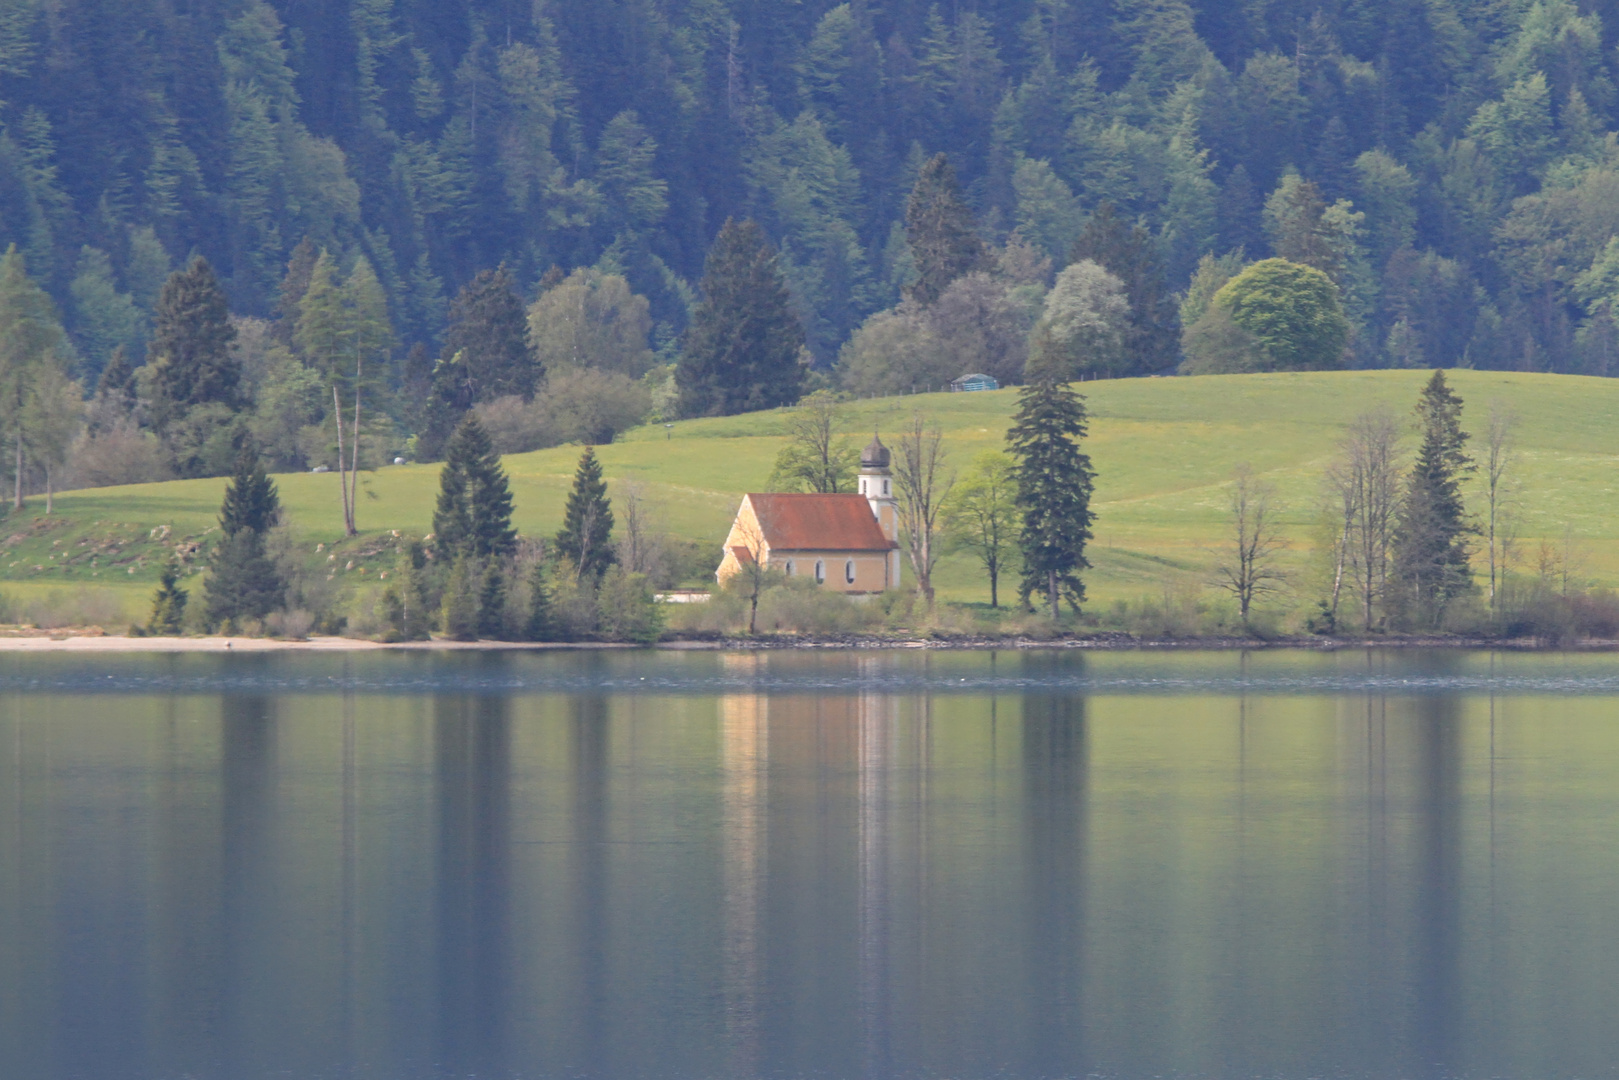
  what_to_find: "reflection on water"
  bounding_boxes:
[2,649,1619,1079]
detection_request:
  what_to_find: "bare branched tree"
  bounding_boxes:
[893,412,954,607]
[1328,408,1402,631]
[728,509,773,635]
[1483,401,1517,609]
[1214,465,1287,622]
[616,482,667,581]
[767,389,858,493]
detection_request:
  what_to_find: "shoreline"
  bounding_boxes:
[0,631,1607,653]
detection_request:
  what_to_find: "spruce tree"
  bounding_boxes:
[148,256,240,431]
[205,445,284,627]
[95,346,137,413]
[477,563,506,639]
[149,556,189,635]
[556,446,616,579]
[525,559,555,641]
[443,265,537,402]
[904,153,989,307]
[1007,379,1096,619]
[1391,370,1474,626]
[275,238,318,344]
[432,413,517,559]
[676,219,805,418]
[1069,203,1180,375]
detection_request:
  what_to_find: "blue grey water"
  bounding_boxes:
[2,648,1618,1080]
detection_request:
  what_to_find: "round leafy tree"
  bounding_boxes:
[1210,258,1349,372]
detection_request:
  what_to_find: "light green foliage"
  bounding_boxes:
[1025,259,1129,381]
[595,565,663,643]
[1178,251,1246,330]
[1012,156,1084,260]
[597,110,668,232]
[1198,258,1350,373]
[941,449,1020,608]
[528,268,654,377]
[1467,73,1555,190]
[70,247,143,373]
[837,305,947,396]
[1353,150,1418,268]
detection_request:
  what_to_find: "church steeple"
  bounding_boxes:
[858,433,898,542]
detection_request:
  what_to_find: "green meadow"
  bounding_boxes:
[6,369,1615,621]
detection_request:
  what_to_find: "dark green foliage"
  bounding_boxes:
[904,154,988,307]
[93,346,137,417]
[432,413,517,560]
[218,444,281,537]
[205,445,284,628]
[204,529,283,628]
[525,559,556,641]
[1392,371,1475,626]
[1007,380,1096,619]
[676,220,805,418]
[440,556,479,641]
[147,257,240,432]
[148,556,188,635]
[443,266,536,402]
[477,563,506,639]
[556,446,616,580]
[1068,204,1179,375]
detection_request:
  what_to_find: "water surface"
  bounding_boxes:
[3,648,1618,1079]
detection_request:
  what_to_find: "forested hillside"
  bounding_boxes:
[0,0,1616,486]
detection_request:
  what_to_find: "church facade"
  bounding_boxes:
[715,436,903,595]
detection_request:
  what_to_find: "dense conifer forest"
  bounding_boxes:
[0,0,1616,487]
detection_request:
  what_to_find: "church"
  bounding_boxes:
[715,436,903,594]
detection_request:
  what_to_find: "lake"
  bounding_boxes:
[3,648,1619,1080]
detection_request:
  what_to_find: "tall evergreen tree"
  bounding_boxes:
[443,265,536,402]
[904,153,988,307]
[205,444,284,628]
[95,346,137,414]
[148,555,189,635]
[1007,379,1096,619]
[1069,204,1180,375]
[432,413,517,560]
[555,445,616,579]
[1391,370,1474,626]
[147,256,240,431]
[676,219,805,418]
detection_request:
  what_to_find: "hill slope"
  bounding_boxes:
[9,370,1615,618]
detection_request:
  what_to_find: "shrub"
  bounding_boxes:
[596,565,664,643]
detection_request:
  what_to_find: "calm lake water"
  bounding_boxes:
[3,648,1619,1080]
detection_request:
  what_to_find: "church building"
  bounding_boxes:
[715,436,902,594]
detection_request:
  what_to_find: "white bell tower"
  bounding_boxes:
[858,434,898,542]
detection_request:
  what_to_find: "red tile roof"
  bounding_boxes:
[748,493,896,552]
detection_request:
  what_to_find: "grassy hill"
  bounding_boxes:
[6,369,1616,623]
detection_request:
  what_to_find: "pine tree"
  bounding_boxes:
[147,256,240,432]
[555,445,616,579]
[432,413,516,559]
[904,153,988,307]
[443,265,536,402]
[95,346,137,413]
[218,443,281,536]
[1068,203,1180,375]
[148,555,189,635]
[525,558,555,641]
[477,562,506,639]
[205,445,284,628]
[676,219,805,418]
[1007,379,1096,619]
[1391,370,1474,626]
[275,238,318,343]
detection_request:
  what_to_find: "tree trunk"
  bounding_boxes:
[333,385,352,534]
[1048,569,1059,622]
[44,466,51,515]
[13,437,21,511]
[348,361,363,537]
[989,564,998,609]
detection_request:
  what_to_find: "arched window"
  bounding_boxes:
[814,560,825,583]
[784,560,794,576]
[845,560,856,584]
[882,479,890,496]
